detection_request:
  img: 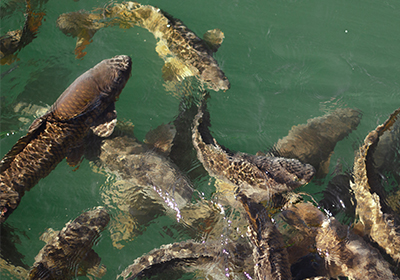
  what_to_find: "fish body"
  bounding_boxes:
[57,2,230,91]
[28,207,110,280]
[124,3,229,91]
[0,55,132,223]
[350,108,400,262]
[118,239,253,280]
[0,0,45,65]
[238,194,292,280]
[281,202,398,280]
[118,240,219,280]
[192,98,315,202]
[271,108,361,178]
[90,129,195,248]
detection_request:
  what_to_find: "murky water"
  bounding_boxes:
[1,0,399,279]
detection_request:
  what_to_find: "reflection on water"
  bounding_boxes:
[1,0,400,279]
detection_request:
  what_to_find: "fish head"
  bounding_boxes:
[92,54,133,102]
[51,55,132,121]
[201,65,230,92]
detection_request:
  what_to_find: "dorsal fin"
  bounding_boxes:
[203,29,224,52]
[39,228,59,244]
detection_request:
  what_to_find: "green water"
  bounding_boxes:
[1,0,399,279]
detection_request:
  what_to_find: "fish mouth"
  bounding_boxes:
[218,77,230,91]
[109,55,132,72]
[107,55,133,97]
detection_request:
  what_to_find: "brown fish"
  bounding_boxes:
[0,55,132,223]
[57,2,230,91]
[28,207,110,280]
[271,108,361,178]
[0,0,45,65]
[350,107,400,262]
[238,193,292,280]
[118,240,219,279]
[118,239,253,280]
[192,96,315,202]
[281,202,398,280]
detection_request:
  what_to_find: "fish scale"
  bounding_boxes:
[0,55,132,223]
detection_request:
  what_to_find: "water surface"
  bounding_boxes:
[1,0,399,279]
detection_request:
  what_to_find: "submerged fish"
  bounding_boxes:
[86,121,198,248]
[118,240,220,279]
[118,238,253,279]
[0,0,45,65]
[238,193,292,280]
[0,55,132,223]
[192,96,315,202]
[0,223,30,279]
[28,206,110,280]
[350,107,400,262]
[271,108,362,178]
[281,201,398,280]
[57,1,230,91]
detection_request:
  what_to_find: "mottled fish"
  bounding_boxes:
[192,96,315,202]
[350,107,400,263]
[57,1,230,91]
[28,207,110,280]
[0,0,45,65]
[270,108,361,178]
[238,193,292,280]
[118,239,253,280]
[281,202,398,280]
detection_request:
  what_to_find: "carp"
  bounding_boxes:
[118,239,253,279]
[118,240,221,279]
[0,55,132,223]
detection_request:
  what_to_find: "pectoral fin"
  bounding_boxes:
[90,105,118,137]
[66,143,84,168]
[144,123,177,155]
[203,29,224,52]
[75,30,95,59]
[77,249,107,278]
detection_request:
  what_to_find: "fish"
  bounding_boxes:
[57,1,230,91]
[55,11,105,59]
[85,120,199,248]
[118,239,253,280]
[281,202,398,280]
[118,240,220,279]
[0,55,132,223]
[192,95,315,203]
[0,0,45,65]
[270,108,362,178]
[28,206,110,280]
[0,223,30,279]
[238,193,292,280]
[316,216,397,280]
[350,107,400,262]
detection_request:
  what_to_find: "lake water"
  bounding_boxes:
[1,0,399,279]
